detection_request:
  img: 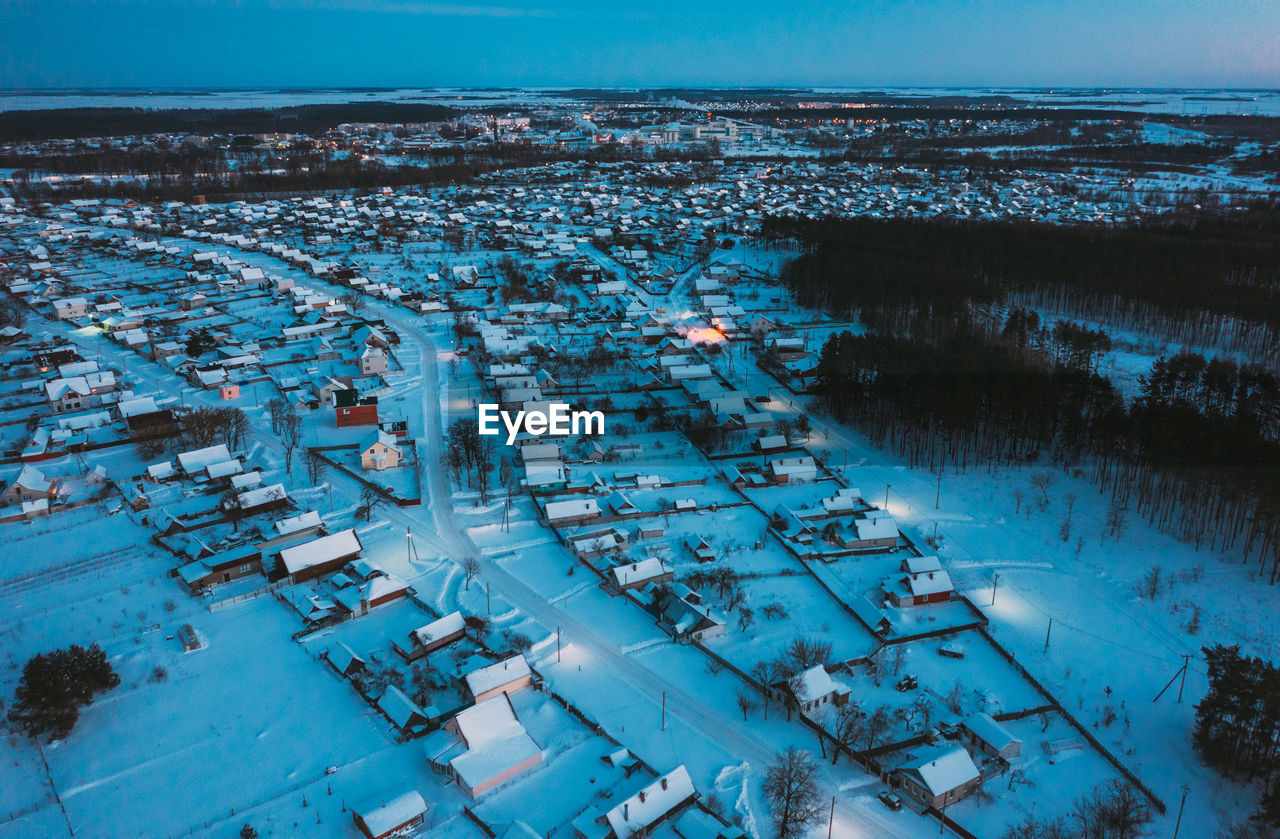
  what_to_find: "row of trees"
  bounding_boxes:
[815,322,1280,581]
[445,418,496,503]
[763,208,1280,363]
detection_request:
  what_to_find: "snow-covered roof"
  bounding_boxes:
[964,713,1018,753]
[274,510,322,536]
[905,569,953,597]
[464,654,531,698]
[605,765,696,838]
[903,555,941,575]
[545,497,600,521]
[117,396,158,418]
[356,790,427,837]
[238,483,285,509]
[902,746,979,796]
[854,515,897,541]
[378,685,426,728]
[792,665,851,705]
[449,695,541,791]
[278,528,361,575]
[326,642,364,674]
[768,456,816,476]
[413,611,466,647]
[611,557,668,588]
[177,444,232,474]
[10,464,51,493]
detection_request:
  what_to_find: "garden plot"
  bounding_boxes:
[946,712,1134,838]
[472,689,641,834]
[705,574,879,669]
[853,631,1047,722]
[37,596,402,839]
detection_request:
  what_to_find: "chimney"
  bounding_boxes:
[623,804,629,821]
[639,791,646,803]
[660,777,668,791]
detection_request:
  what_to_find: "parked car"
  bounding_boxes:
[877,791,903,811]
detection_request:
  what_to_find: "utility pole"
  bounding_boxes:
[1172,784,1189,839]
[1043,617,1053,653]
[935,471,942,510]
[556,626,561,663]
[1154,656,1191,704]
[884,483,891,510]
[1176,654,1190,703]
[827,796,836,839]
[486,581,491,617]
[991,573,999,607]
[661,691,666,731]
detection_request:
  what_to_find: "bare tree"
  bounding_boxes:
[338,293,365,314]
[221,489,244,532]
[265,398,288,434]
[474,437,495,504]
[735,690,757,721]
[912,694,932,730]
[1136,566,1163,599]
[357,486,379,521]
[180,406,223,449]
[1106,501,1127,540]
[1030,471,1057,508]
[830,702,866,764]
[228,407,251,452]
[279,411,303,475]
[303,447,325,485]
[461,555,481,590]
[784,636,832,672]
[864,705,891,750]
[1072,780,1151,839]
[784,672,806,720]
[751,659,789,720]
[762,747,823,839]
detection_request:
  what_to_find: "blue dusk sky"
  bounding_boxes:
[1,0,1276,90]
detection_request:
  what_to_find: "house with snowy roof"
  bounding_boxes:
[573,765,698,839]
[888,557,954,607]
[655,591,725,643]
[609,557,673,593]
[397,611,467,660]
[352,790,427,839]
[377,685,433,735]
[893,745,981,809]
[545,497,601,527]
[779,665,852,716]
[464,654,533,703]
[765,456,818,485]
[277,528,363,583]
[961,713,1022,760]
[360,430,402,472]
[3,465,58,506]
[443,694,543,798]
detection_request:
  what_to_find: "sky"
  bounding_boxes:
[0,0,1277,90]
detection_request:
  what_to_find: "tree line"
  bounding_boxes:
[771,212,1280,584]
[762,209,1280,364]
[0,103,459,142]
